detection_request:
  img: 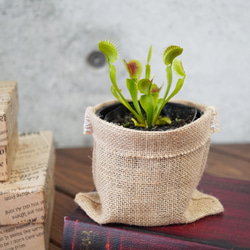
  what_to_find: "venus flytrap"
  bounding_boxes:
[99,41,145,125]
[152,46,186,124]
[79,42,222,228]
[98,40,186,129]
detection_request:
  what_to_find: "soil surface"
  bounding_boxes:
[96,102,202,131]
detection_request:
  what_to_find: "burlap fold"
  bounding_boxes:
[75,99,224,226]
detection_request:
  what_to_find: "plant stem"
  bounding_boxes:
[145,65,150,79]
[153,64,172,123]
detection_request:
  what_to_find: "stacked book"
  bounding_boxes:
[63,174,250,249]
[0,82,55,250]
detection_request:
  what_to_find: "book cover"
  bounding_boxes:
[63,174,250,250]
[0,131,55,225]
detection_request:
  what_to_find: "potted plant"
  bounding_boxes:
[75,41,224,226]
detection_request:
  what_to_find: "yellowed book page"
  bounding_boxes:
[0,131,55,225]
[0,123,18,181]
[0,81,18,146]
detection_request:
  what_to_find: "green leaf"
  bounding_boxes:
[111,86,129,111]
[155,117,172,125]
[126,78,138,97]
[155,98,163,112]
[166,65,172,95]
[140,95,153,128]
[138,79,152,94]
[98,40,118,63]
[163,45,183,65]
[126,79,143,118]
[166,65,173,89]
[131,118,146,127]
[165,77,185,104]
[150,84,160,109]
[111,86,145,125]
[109,64,118,89]
[111,86,123,105]
[173,59,185,77]
[145,64,150,79]
[145,45,153,79]
[124,59,142,79]
[153,65,172,122]
[150,92,159,109]
[152,98,163,123]
[147,45,153,64]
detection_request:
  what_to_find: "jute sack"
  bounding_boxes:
[75,99,224,226]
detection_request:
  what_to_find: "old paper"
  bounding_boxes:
[0,131,55,226]
[0,82,18,146]
[0,182,55,250]
[0,123,18,181]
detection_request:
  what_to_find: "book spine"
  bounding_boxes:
[62,217,223,250]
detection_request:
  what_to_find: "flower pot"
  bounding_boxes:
[75,99,223,226]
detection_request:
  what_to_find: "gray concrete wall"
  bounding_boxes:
[0,0,249,147]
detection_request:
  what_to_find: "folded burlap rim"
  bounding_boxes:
[75,99,224,226]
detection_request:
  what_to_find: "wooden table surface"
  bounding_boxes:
[49,144,250,249]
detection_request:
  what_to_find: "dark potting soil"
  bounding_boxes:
[96,102,203,131]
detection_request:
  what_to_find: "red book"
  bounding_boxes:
[63,174,250,250]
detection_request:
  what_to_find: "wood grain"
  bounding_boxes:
[55,148,95,197]
[50,191,77,247]
[211,143,250,161]
[49,243,61,250]
[207,144,250,181]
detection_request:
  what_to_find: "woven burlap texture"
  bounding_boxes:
[75,99,224,226]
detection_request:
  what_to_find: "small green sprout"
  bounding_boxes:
[98,40,186,129]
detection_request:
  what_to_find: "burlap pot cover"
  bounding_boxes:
[75,99,224,226]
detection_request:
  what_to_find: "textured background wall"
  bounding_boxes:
[0,0,249,148]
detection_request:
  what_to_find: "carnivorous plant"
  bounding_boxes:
[98,40,186,129]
